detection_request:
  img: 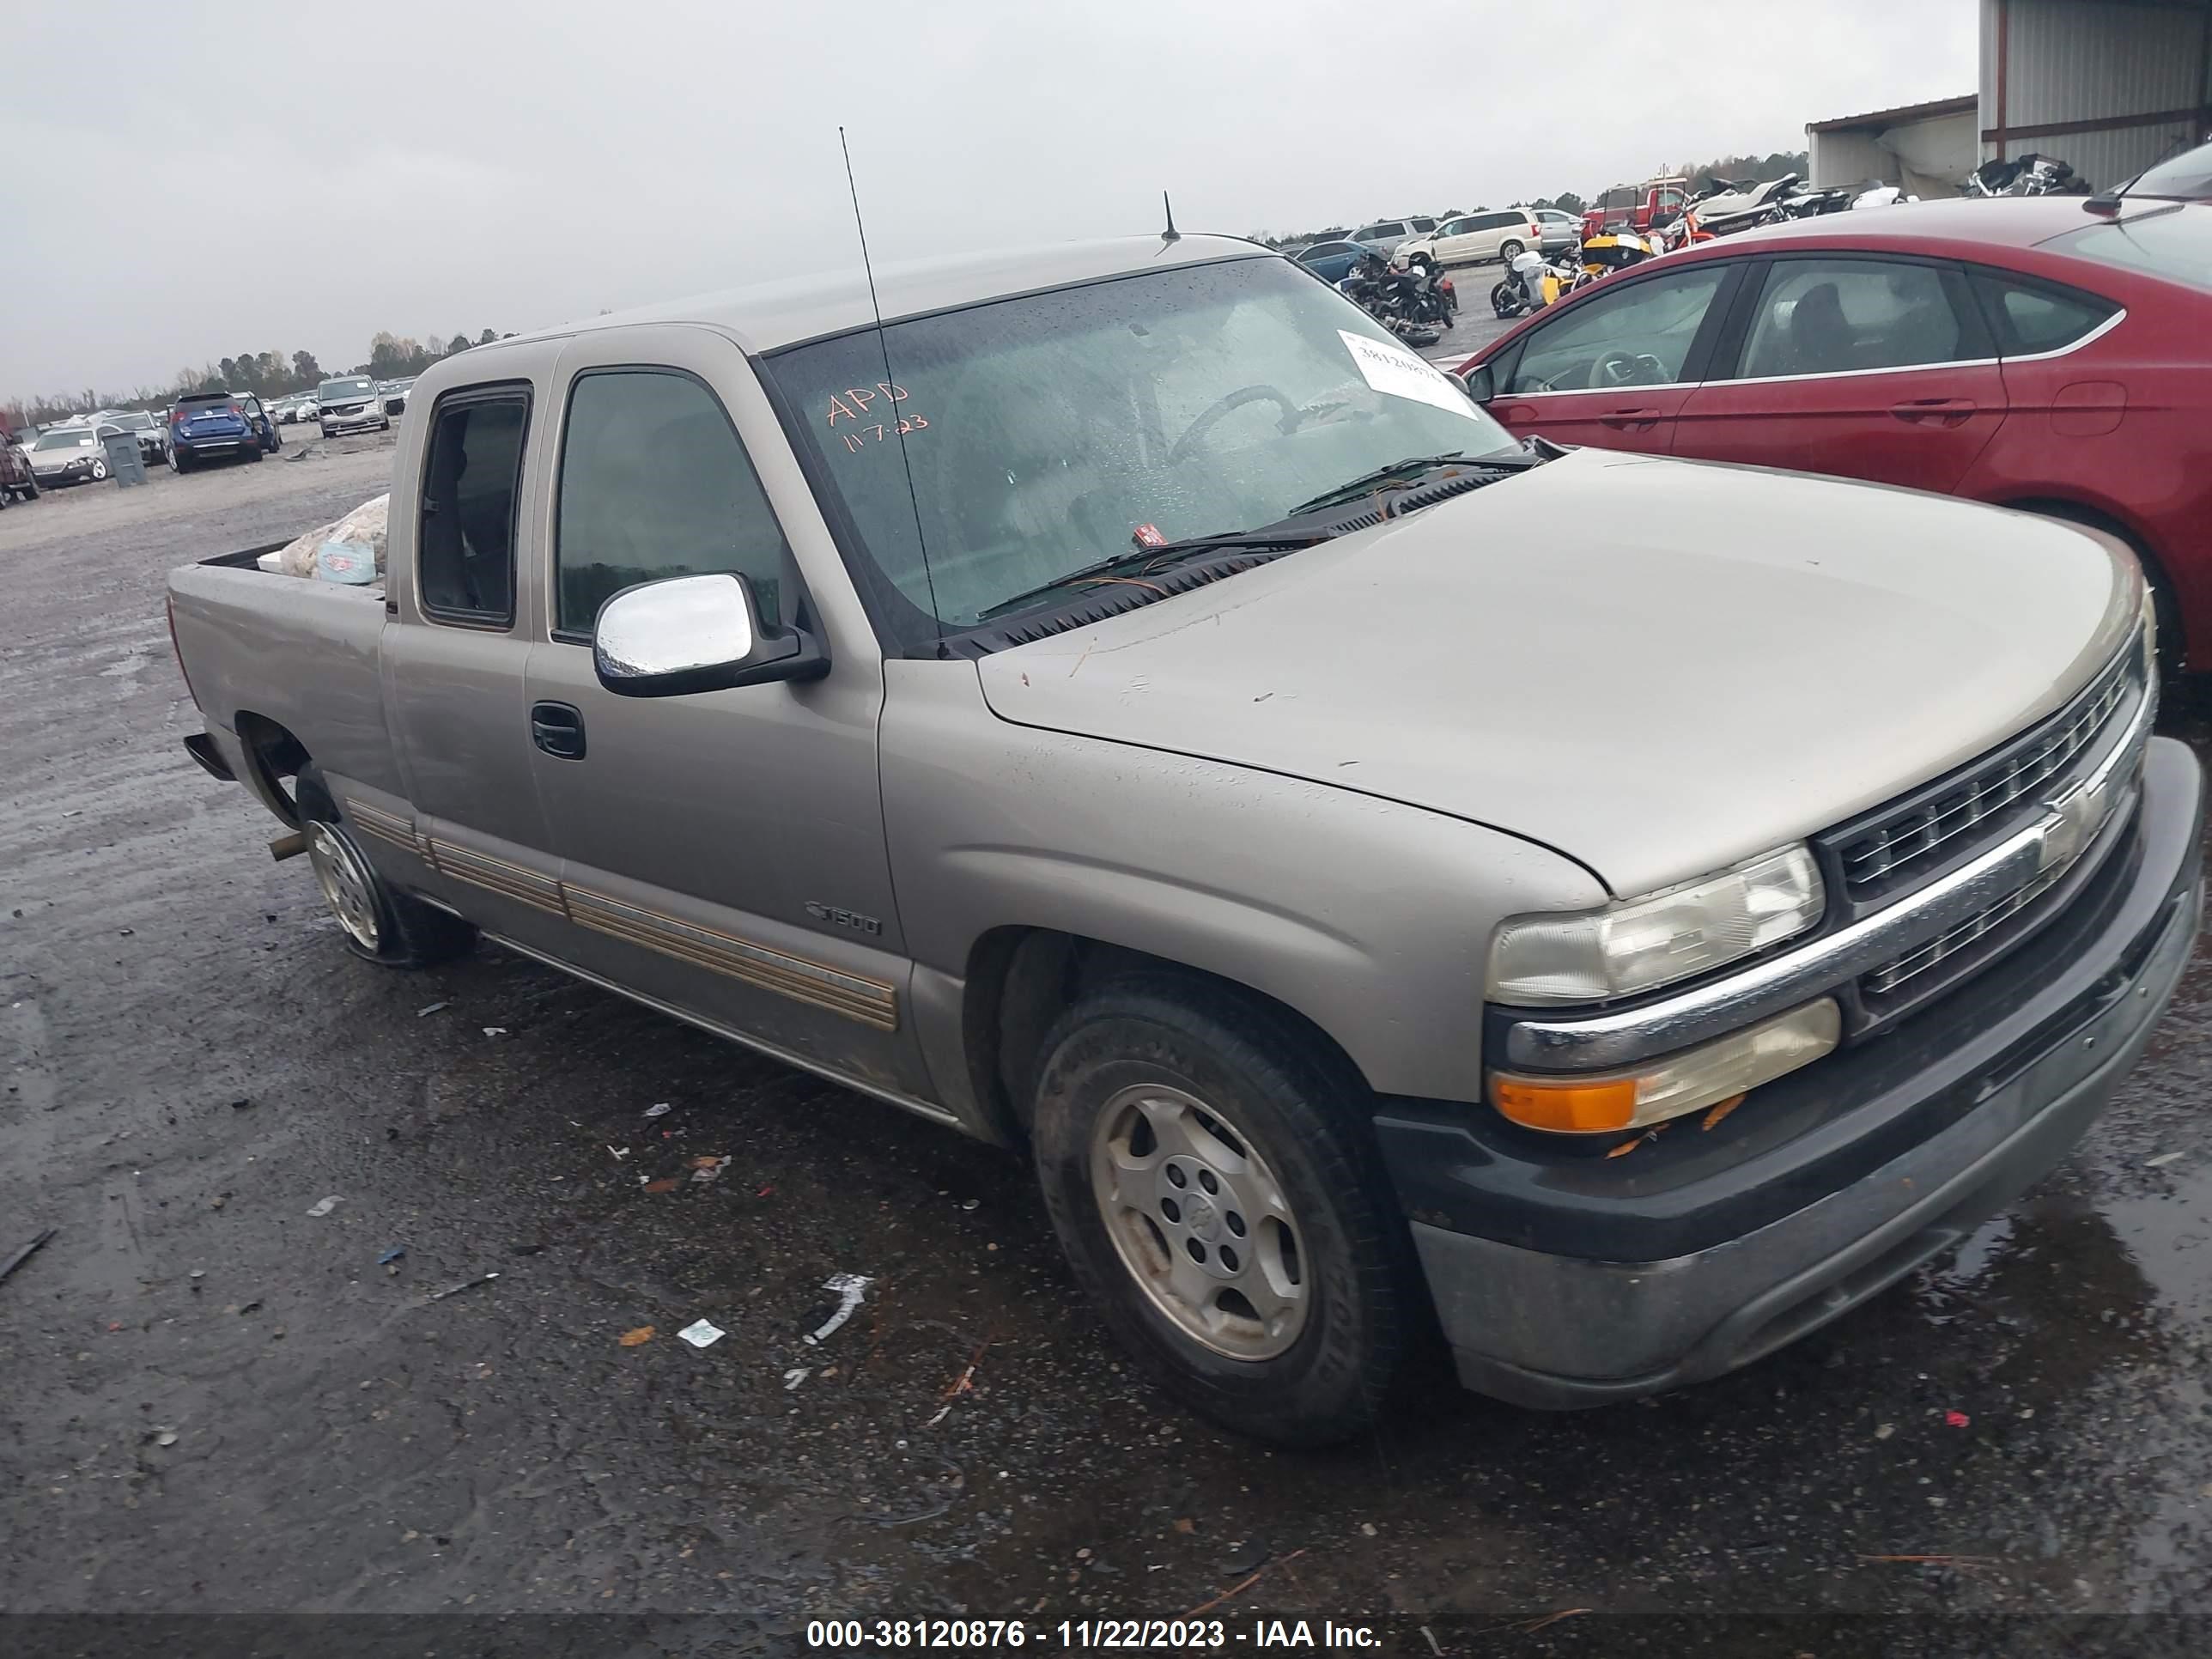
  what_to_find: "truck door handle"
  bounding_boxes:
[531,702,586,760]
[1598,408,1662,430]
[1891,398,1976,427]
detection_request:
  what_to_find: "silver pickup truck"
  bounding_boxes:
[167,234,2203,1445]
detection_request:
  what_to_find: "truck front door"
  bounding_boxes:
[520,328,927,1099]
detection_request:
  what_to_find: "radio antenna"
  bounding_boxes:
[840,126,943,647]
[1160,191,1181,242]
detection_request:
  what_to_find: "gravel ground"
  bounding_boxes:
[3,416,2212,1654]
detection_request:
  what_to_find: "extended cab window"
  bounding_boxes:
[554,368,793,636]
[1968,269,2118,354]
[417,391,529,626]
[1736,258,1981,379]
[1505,265,1728,392]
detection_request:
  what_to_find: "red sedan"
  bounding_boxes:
[1455,198,2212,672]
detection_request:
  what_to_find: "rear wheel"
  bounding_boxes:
[1498,238,1526,262]
[1030,978,1417,1446]
[296,769,477,969]
[246,443,264,463]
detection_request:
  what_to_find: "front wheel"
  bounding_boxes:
[1030,979,1416,1446]
[1491,281,1521,319]
[89,458,108,482]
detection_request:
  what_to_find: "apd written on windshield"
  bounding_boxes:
[805,1614,1382,1648]
[825,381,929,452]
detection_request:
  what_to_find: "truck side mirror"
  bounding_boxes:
[592,572,826,698]
[1456,363,1495,404]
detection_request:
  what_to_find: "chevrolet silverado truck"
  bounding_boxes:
[167,235,2203,1446]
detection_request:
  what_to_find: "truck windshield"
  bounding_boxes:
[767,256,1516,642]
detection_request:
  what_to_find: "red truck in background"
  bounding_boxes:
[1580,177,1689,241]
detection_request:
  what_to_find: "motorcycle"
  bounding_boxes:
[1490,247,1581,318]
[1340,251,1453,345]
[1850,182,1920,210]
[1777,183,1853,217]
[1653,186,1720,253]
[1965,153,2087,198]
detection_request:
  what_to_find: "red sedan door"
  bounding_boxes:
[1480,262,1739,455]
[1673,255,2008,495]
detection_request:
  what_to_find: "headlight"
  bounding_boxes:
[1487,844,1824,1004]
[1490,998,1840,1133]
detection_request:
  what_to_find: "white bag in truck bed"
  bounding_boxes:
[276,493,389,580]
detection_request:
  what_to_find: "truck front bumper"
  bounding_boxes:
[1377,737,2203,1408]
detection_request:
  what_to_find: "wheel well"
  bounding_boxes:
[232,712,310,827]
[2004,497,2182,664]
[962,927,1370,1142]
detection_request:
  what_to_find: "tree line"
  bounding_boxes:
[1249,149,1807,249]
[3,327,514,431]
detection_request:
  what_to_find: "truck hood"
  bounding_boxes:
[975,448,2139,897]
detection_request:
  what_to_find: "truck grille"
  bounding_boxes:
[1831,643,2138,904]
[1861,864,2065,999]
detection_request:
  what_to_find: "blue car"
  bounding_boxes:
[1293,238,1383,285]
[168,391,278,473]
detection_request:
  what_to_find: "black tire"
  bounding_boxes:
[246,443,264,464]
[380,419,391,432]
[1498,238,1525,263]
[1491,282,1520,319]
[88,457,108,482]
[172,449,191,474]
[1030,976,1417,1447]
[295,769,477,969]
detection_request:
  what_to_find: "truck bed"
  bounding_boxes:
[167,545,396,799]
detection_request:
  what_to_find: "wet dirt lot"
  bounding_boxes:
[3,428,2212,1656]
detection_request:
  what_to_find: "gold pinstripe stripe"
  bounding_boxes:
[566,884,899,1031]
[342,808,896,1031]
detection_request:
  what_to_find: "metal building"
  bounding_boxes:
[1978,0,2212,189]
[1808,95,1980,194]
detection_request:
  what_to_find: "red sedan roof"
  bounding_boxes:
[1698,196,2123,256]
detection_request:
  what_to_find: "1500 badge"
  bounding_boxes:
[805,902,884,936]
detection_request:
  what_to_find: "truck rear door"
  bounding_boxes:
[376,379,571,949]
[519,326,927,1097]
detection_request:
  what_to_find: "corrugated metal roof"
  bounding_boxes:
[1808,94,1978,133]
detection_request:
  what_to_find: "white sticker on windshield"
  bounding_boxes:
[1337,329,1478,419]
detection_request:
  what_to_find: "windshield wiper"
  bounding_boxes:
[975,529,1330,623]
[1287,450,1534,518]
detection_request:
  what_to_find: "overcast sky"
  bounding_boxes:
[0,0,1977,399]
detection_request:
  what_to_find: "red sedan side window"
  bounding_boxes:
[1739,259,1969,380]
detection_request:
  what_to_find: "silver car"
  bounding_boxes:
[1531,207,1581,254]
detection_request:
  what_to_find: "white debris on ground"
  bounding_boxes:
[273,493,390,580]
